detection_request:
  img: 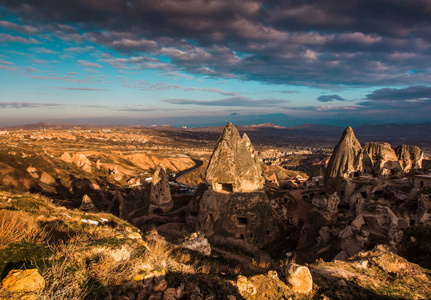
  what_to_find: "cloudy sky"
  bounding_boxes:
[1,0,431,127]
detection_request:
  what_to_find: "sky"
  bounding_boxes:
[1,0,431,128]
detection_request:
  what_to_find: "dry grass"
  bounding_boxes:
[0,209,47,248]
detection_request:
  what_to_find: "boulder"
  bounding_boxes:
[181,232,211,256]
[40,172,55,185]
[284,263,313,294]
[148,165,173,213]
[206,122,264,192]
[0,269,45,298]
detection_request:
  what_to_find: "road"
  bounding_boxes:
[171,158,204,183]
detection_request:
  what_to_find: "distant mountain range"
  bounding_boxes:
[2,122,431,147]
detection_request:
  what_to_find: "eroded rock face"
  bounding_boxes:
[195,190,280,248]
[148,165,173,213]
[325,127,362,187]
[396,144,423,172]
[362,142,403,176]
[206,122,264,192]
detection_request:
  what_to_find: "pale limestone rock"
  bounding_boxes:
[285,263,313,294]
[181,232,211,256]
[206,122,264,192]
[148,165,173,213]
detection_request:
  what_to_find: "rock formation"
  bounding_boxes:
[325,127,362,187]
[362,142,403,176]
[206,122,264,192]
[148,165,173,214]
[72,154,92,173]
[79,194,98,212]
[191,123,281,248]
[396,144,423,172]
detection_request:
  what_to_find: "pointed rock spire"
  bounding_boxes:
[325,127,362,182]
[148,165,173,213]
[206,122,264,192]
[79,194,98,212]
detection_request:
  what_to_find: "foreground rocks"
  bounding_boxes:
[0,269,45,299]
[284,263,313,294]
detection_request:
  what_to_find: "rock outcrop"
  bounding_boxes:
[325,127,362,187]
[148,165,173,213]
[362,142,403,176]
[206,122,264,192]
[191,123,281,248]
[396,144,423,172]
[71,154,92,173]
[79,194,98,212]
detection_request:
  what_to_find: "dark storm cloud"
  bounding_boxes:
[365,86,431,101]
[3,1,431,87]
[161,96,287,107]
[317,95,345,102]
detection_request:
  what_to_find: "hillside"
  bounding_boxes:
[1,191,430,299]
